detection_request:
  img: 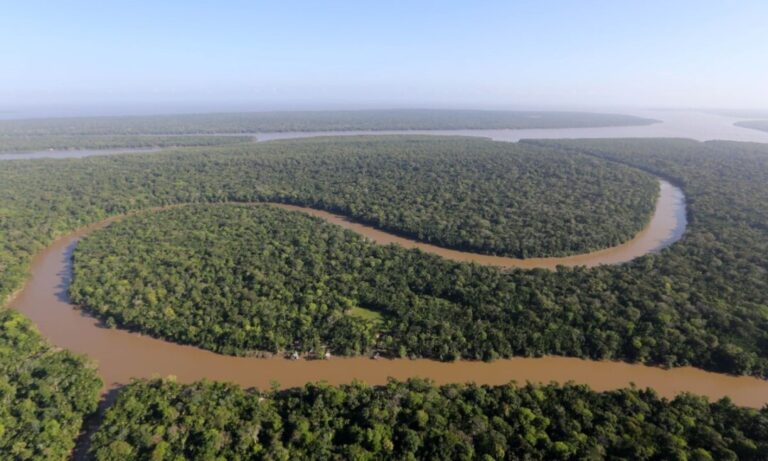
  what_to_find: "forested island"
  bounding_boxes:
[0,109,656,135]
[0,134,253,153]
[89,378,767,460]
[735,120,768,133]
[71,205,381,356]
[0,136,767,458]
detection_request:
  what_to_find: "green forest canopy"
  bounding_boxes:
[70,205,381,356]
[0,136,762,375]
[0,309,101,460]
[0,109,656,135]
[89,378,768,461]
[0,135,767,458]
[0,136,662,259]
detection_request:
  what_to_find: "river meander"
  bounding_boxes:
[8,185,768,408]
[273,179,685,269]
[9,220,768,407]
[4,110,767,409]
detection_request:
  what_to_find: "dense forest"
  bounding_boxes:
[0,137,766,376]
[0,109,656,135]
[1,137,661,259]
[89,378,768,460]
[0,134,253,153]
[70,205,379,356]
[1,135,768,456]
[735,120,768,133]
[238,137,659,257]
[0,308,101,460]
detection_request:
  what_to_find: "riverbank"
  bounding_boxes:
[9,219,767,406]
[9,188,768,409]
[272,179,685,269]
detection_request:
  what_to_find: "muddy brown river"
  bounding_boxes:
[274,180,685,269]
[3,111,766,407]
[8,187,768,408]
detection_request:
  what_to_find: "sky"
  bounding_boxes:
[1,0,767,116]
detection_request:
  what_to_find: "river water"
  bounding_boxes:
[5,109,768,407]
[8,220,768,407]
[0,147,162,160]
[2,110,768,161]
[273,179,685,269]
[255,110,768,143]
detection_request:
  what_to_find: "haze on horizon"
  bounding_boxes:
[2,0,767,117]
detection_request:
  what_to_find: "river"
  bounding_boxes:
[4,109,767,409]
[272,179,685,269]
[2,110,768,161]
[0,147,162,160]
[8,218,768,407]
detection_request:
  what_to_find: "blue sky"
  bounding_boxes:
[1,0,767,114]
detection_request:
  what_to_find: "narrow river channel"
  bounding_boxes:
[273,179,686,269]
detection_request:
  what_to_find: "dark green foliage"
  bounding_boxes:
[70,205,379,356]
[0,109,655,135]
[246,137,658,257]
[89,378,768,460]
[1,137,767,378]
[522,139,768,375]
[0,309,101,460]
[0,134,253,153]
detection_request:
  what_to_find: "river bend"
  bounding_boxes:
[8,222,768,407]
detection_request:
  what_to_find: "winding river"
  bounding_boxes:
[273,179,686,269]
[8,213,768,408]
[8,181,768,408]
[4,110,768,409]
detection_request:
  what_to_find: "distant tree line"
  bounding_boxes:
[735,120,768,133]
[0,134,253,153]
[0,109,656,135]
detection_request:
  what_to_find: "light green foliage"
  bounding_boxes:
[348,306,385,324]
[0,309,101,460]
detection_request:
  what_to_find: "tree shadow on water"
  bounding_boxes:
[53,240,113,330]
[71,386,123,461]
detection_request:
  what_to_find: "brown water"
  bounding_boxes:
[274,180,685,269]
[4,109,765,409]
[8,203,768,408]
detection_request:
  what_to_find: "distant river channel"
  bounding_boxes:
[2,110,768,161]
